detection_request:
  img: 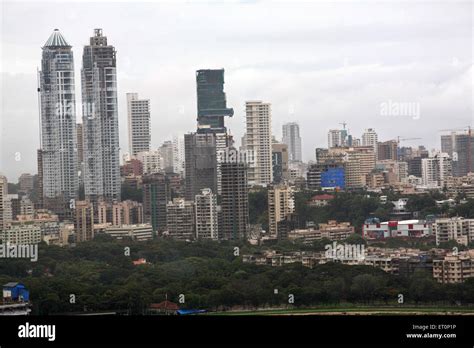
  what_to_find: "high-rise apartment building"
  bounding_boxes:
[282,122,302,162]
[39,29,79,209]
[377,140,398,161]
[272,143,289,184]
[268,184,294,237]
[0,175,7,231]
[421,152,452,187]
[142,173,173,233]
[441,131,474,177]
[82,29,120,202]
[196,69,234,133]
[75,200,94,242]
[362,128,378,155]
[127,93,151,157]
[219,159,249,240]
[194,188,218,240]
[166,198,195,241]
[184,132,217,200]
[327,129,347,148]
[245,101,272,186]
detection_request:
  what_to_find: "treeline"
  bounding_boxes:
[0,237,473,315]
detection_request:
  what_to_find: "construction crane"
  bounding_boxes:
[339,122,347,130]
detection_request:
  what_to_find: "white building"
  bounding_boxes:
[82,29,120,202]
[362,128,378,155]
[327,129,347,148]
[245,101,273,186]
[0,176,7,231]
[39,29,78,202]
[137,150,164,174]
[127,93,151,157]
[104,224,153,241]
[433,217,474,246]
[421,152,452,188]
[0,223,42,244]
[363,219,431,239]
[282,122,302,162]
[194,188,218,240]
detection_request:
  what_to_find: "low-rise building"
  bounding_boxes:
[433,251,474,283]
[104,224,153,241]
[363,219,431,239]
[0,222,41,244]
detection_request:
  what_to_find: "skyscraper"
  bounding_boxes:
[441,131,474,177]
[282,122,302,162]
[75,200,94,242]
[39,29,79,209]
[245,101,273,186]
[184,132,217,200]
[272,143,289,184]
[166,199,195,241]
[142,173,172,233]
[268,184,294,238]
[196,69,234,133]
[219,157,249,240]
[82,29,120,202]
[362,128,378,155]
[377,140,398,161]
[127,93,151,157]
[327,129,347,148]
[0,175,7,231]
[195,188,218,240]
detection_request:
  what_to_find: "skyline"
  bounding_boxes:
[1,1,473,180]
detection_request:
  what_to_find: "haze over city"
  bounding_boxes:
[1,0,472,180]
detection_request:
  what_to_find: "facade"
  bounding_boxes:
[282,122,302,162]
[39,29,79,207]
[361,128,378,156]
[104,224,153,241]
[268,185,294,237]
[142,173,172,233]
[0,176,6,231]
[363,219,431,239]
[0,223,42,244]
[194,188,218,240]
[433,217,474,246]
[433,251,474,284]
[219,160,249,240]
[184,132,217,200]
[196,69,234,133]
[441,132,474,177]
[421,152,452,187]
[245,101,273,186]
[74,200,94,242]
[272,143,289,184]
[327,129,347,148]
[18,174,34,194]
[377,140,398,161]
[127,93,151,156]
[82,29,120,202]
[166,199,195,241]
[136,150,163,174]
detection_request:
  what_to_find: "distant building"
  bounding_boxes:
[219,160,249,240]
[75,201,94,242]
[184,132,217,200]
[272,143,289,184]
[127,93,151,157]
[282,122,302,162]
[18,174,34,194]
[0,223,42,244]
[421,152,452,188]
[245,101,273,186]
[363,219,431,239]
[82,29,121,203]
[441,131,474,177]
[136,150,163,175]
[166,198,194,241]
[377,140,398,161]
[104,224,153,241]
[268,185,294,237]
[433,251,474,284]
[308,194,334,207]
[195,188,218,240]
[362,128,378,156]
[433,217,474,246]
[142,173,173,233]
[0,176,7,231]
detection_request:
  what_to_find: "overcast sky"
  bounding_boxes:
[1,0,472,182]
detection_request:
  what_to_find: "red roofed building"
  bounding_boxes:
[148,301,179,315]
[308,194,334,207]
